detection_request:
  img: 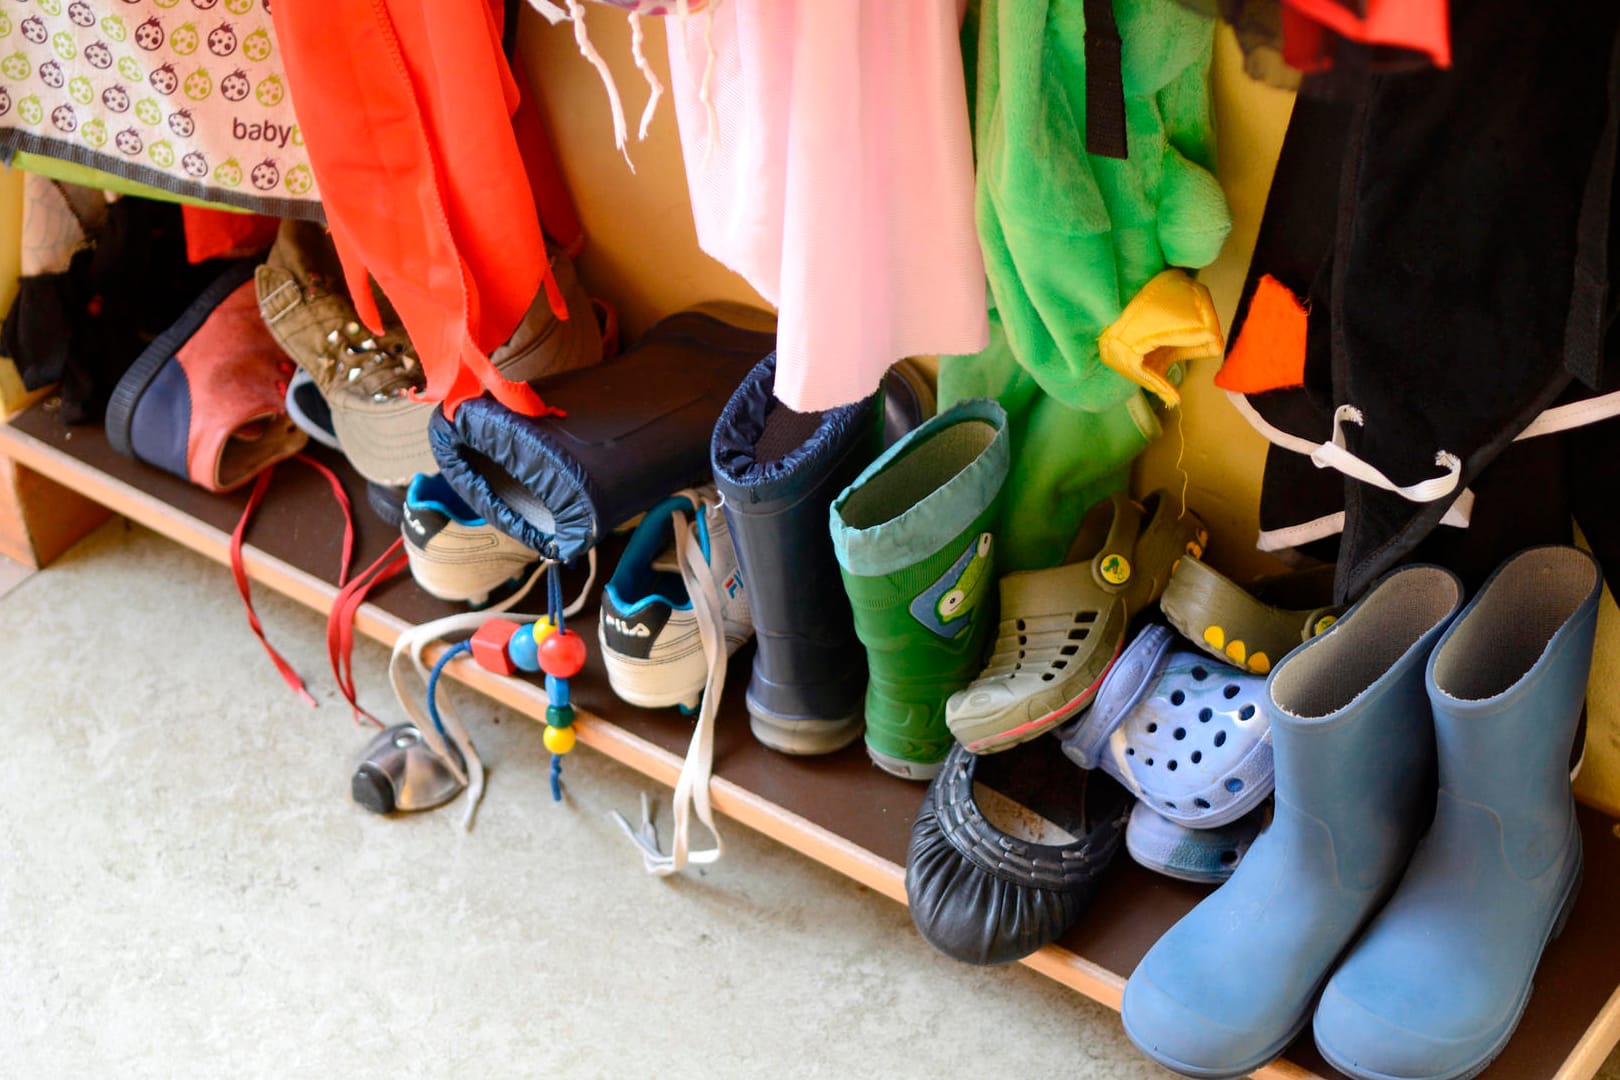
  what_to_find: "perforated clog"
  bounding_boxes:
[1059,624,1272,829]
[946,491,1206,755]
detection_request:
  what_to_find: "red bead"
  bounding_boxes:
[538,629,587,678]
[469,618,522,677]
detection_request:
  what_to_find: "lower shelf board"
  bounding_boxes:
[4,400,1619,1080]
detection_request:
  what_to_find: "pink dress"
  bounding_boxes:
[666,1,988,411]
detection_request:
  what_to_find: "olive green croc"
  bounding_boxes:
[1159,556,1339,675]
[945,490,1206,754]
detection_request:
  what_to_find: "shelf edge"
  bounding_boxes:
[1558,982,1620,1080]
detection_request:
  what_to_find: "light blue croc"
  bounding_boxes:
[1058,624,1272,829]
[1125,800,1269,884]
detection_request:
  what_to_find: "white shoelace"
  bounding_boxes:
[525,0,711,170]
[387,551,597,831]
[612,495,729,875]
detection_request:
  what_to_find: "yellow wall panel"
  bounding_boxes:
[1137,27,1294,580]
[0,165,28,412]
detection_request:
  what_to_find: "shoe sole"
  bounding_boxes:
[748,698,864,757]
[1121,997,1311,1080]
[599,643,704,712]
[866,743,945,782]
[106,261,260,459]
[404,550,539,607]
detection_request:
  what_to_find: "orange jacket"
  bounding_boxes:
[272,0,573,419]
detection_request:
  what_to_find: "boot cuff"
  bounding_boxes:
[711,353,880,507]
[830,398,1008,577]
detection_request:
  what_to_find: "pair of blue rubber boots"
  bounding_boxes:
[1122,546,1602,1080]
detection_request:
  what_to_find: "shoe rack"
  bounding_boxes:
[3,398,1618,1080]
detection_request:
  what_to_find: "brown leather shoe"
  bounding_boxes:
[256,222,603,485]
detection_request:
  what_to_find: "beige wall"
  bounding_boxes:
[519,12,762,340]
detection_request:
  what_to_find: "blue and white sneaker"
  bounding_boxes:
[598,486,752,711]
[401,472,542,606]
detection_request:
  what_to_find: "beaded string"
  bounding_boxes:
[458,561,587,802]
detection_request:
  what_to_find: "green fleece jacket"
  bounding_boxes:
[943,0,1231,571]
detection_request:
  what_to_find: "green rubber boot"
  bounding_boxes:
[830,399,1010,780]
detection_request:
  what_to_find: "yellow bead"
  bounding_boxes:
[532,616,559,644]
[543,724,576,755]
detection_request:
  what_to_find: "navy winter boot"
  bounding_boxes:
[711,354,885,754]
[1122,564,1464,1079]
[1314,546,1601,1080]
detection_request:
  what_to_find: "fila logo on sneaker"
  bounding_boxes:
[723,572,744,600]
[604,614,651,638]
[402,506,427,536]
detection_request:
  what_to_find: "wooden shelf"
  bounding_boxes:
[3,398,1618,1080]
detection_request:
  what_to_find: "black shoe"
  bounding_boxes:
[906,738,1131,965]
[429,307,775,564]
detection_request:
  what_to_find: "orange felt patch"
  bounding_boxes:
[1215,275,1309,394]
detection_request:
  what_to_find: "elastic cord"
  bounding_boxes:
[426,640,472,743]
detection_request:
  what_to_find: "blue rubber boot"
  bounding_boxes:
[1313,546,1602,1080]
[1121,565,1464,1079]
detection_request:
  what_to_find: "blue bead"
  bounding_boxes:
[508,622,541,673]
[545,674,571,708]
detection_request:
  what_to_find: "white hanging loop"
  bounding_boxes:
[1309,405,1463,504]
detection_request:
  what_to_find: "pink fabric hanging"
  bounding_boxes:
[666,1,988,412]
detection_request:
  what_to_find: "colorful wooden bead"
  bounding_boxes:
[538,629,587,679]
[469,618,522,677]
[533,615,559,643]
[545,674,571,708]
[546,704,576,729]
[508,622,541,673]
[543,724,577,755]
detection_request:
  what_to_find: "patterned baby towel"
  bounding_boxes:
[0,0,320,218]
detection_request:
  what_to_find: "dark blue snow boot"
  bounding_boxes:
[711,354,885,754]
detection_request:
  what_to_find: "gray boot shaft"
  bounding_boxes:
[1266,565,1464,889]
[1427,546,1601,873]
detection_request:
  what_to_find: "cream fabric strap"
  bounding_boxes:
[613,494,728,875]
[1308,405,1463,504]
[1226,392,1463,504]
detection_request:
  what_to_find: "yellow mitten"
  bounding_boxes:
[1096,269,1224,406]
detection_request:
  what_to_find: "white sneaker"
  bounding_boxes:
[600,486,753,877]
[598,487,752,709]
[401,472,542,606]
